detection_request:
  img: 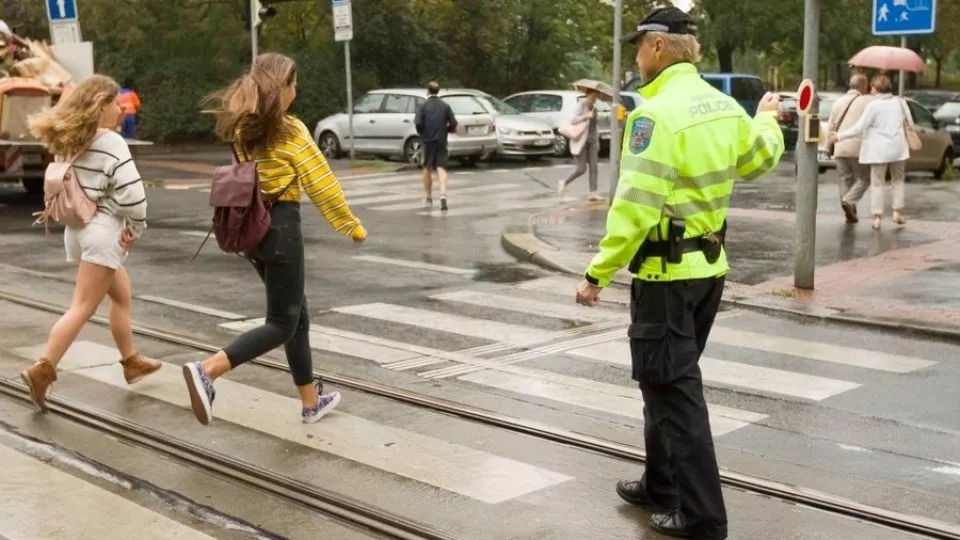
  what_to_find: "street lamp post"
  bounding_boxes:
[609,0,623,204]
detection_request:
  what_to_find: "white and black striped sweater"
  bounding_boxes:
[71,131,147,237]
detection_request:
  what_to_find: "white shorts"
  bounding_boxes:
[64,212,128,269]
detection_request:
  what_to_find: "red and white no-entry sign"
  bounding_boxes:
[797,79,815,115]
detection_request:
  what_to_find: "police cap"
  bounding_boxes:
[622,6,696,44]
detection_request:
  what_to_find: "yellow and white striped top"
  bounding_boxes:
[237,115,366,241]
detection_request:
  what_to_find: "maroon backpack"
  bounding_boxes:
[192,143,291,259]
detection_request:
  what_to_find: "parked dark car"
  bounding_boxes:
[906,90,960,114]
[777,92,799,150]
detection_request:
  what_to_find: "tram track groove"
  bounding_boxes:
[2,288,959,540]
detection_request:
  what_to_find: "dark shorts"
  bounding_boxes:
[420,143,449,170]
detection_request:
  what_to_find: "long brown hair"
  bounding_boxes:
[204,53,297,153]
[28,74,119,157]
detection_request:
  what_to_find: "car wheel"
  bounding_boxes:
[319,132,341,159]
[933,150,954,180]
[403,137,422,164]
[553,132,569,157]
[459,156,478,167]
[22,178,43,196]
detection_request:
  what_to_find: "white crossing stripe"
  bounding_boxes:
[136,295,247,320]
[418,198,558,217]
[369,190,528,212]
[0,444,217,540]
[220,319,426,365]
[709,327,936,374]
[515,276,632,305]
[458,365,765,437]
[341,187,388,198]
[180,230,212,238]
[567,341,861,401]
[348,183,515,206]
[164,183,210,190]
[353,255,475,275]
[341,174,422,186]
[15,341,572,504]
[431,290,624,323]
[331,303,558,346]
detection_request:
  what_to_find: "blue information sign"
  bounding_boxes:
[873,0,937,35]
[46,0,78,22]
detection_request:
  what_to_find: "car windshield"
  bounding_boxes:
[912,93,951,110]
[474,95,520,115]
[442,95,487,115]
[936,102,960,117]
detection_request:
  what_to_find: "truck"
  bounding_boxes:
[0,29,150,196]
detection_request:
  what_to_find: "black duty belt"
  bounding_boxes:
[628,219,727,273]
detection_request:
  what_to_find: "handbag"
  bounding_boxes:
[826,95,859,157]
[558,120,587,142]
[900,99,922,152]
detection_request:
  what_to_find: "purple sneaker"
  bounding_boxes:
[183,362,216,425]
[302,382,340,424]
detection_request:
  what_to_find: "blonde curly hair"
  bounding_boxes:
[28,74,119,157]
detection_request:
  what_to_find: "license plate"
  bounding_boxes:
[601,133,610,139]
[467,125,485,135]
[535,139,551,146]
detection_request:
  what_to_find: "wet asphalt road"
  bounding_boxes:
[1,151,959,538]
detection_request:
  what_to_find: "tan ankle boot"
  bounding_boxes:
[893,210,906,225]
[21,359,57,412]
[120,352,161,384]
[872,215,882,230]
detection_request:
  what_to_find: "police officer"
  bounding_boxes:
[574,7,783,540]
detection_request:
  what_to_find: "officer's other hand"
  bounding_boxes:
[757,92,781,114]
[576,280,602,307]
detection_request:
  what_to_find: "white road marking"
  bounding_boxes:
[348,183,516,206]
[331,303,558,346]
[515,276,632,306]
[709,327,937,374]
[220,318,425,365]
[136,295,247,320]
[340,173,422,186]
[567,341,861,401]
[369,190,528,212]
[458,365,765,437]
[179,230,212,238]
[418,198,558,217]
[164,183,210,190]
[353,255,475,275]
[22,341,572,503]
[431,290,624,323]
[0,445,217,540]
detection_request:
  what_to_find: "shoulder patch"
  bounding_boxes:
[628,116,655,154]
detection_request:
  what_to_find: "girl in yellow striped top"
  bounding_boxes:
[182,52,363,426]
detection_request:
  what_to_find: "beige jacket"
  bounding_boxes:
[828,90,875,158]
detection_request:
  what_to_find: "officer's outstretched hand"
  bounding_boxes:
[756,92,781,114]
[576,280,602,307]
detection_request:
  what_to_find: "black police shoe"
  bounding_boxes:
[616,480,651,507]
[650,510,692,538]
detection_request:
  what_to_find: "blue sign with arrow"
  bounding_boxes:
[873,0,937,35]
[46,0,78,22]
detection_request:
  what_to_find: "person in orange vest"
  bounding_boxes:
[118,82,141,139]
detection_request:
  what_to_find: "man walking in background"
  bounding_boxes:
[414,81,457,211]
[828,73,873,224]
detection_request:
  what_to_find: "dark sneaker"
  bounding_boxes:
[302,382,341,424]
[650,510,692,538]
[615,480,651,507]
[440,197,448,211]
[842,202,858,223]
[183,362,215,425]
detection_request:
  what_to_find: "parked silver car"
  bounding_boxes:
[502,90,613,157]
[313,88,498,164]
[447,89,555,158]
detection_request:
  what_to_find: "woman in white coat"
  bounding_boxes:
[830,74,912,230]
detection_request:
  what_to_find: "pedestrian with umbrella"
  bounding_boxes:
[558,79,612,201]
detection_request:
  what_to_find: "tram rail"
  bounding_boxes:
[2,288,959,540]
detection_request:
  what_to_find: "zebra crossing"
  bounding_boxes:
[216,274,938,438]
[164,166,569,218]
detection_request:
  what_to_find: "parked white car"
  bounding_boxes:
[313,88,498,164]
[448,89,555,158]
[502,90,613,157]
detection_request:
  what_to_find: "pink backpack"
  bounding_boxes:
[33,129,109,231]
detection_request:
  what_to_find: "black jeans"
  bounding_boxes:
[628,277,727,540]
[223,202,314,386]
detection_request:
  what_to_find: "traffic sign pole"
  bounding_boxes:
[608,0,622,205]
[795,0,820,290]
[898,36,907,96]
[332,0,354,159]
[250,0,259,61]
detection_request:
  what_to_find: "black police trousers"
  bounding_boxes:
[629,276,727,540]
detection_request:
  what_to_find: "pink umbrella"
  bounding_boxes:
[849,45,926,72]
